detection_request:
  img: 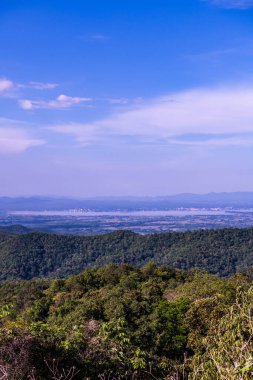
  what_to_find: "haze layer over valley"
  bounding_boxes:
[1,192,253,234]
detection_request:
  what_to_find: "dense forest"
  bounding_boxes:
[1,226,253,378]
[0,263,252,379]
[1,227,253,280]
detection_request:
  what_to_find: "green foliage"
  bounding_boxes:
[0,228,253,280]
[190,287,253,380]
[0,304,12,319]
[0,264,252,379]
[156,298,191,354]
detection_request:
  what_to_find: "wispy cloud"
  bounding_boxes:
[77,34,110,42]
[107,97,143,106]
[169,135,253,147]
[204,0,253,9]
[0,118,45,154]
[50,122,101,145]
[0,77,59,100]
[19,94,92,110]
[49,85,253,147]
[186,47,238,63]
[108,98,130,105]
[0,78,14,94]
[185,40,253,65]
[90,34,110,40]
[21,81,59,90]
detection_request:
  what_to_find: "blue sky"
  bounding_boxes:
[1,0,253,196]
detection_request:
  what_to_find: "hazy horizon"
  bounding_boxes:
[2,191,253,200]
[1,0,253,196]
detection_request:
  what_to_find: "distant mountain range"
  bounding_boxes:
[1,192,253,211]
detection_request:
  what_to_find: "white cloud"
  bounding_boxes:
[49,85,253,146]
[0,78,14,94]
[19,100,34,110]
[19,94,92,110]
[0,77,58,98]
[0,118,45,154]
[0,129,44,153]
[205,0,253,8]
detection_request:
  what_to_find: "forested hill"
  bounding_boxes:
[1,227,253,280]
[1,264,252,379]
[0,224,31,234]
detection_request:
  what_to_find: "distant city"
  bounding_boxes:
[1,193,253,235]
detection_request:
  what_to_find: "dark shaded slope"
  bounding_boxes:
[0,225,31,234]
[0,231,13,240]
[0,228,253,280]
